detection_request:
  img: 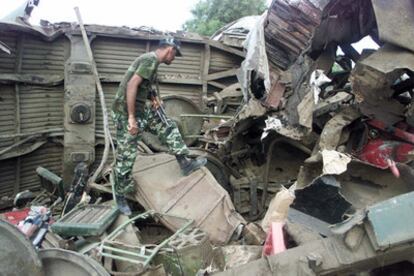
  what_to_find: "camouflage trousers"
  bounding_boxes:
[112,105,189,196]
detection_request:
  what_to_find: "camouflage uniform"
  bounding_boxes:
[112,52,189,196]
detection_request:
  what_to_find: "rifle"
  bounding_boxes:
[149,89,170,127]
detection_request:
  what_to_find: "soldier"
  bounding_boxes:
[111,37,206,215]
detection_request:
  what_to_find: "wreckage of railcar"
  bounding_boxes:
[2,0,414,275]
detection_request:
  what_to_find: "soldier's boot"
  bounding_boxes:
[176,155,207,176]
[115,194,131,216]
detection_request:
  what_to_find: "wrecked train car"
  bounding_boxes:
[0,20,244,198]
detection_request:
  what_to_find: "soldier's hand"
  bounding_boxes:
[151,98,161,109]
[127,117,139,135]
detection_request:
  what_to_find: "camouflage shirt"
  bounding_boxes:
[112,52,159,117]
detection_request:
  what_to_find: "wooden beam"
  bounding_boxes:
[206,68,238,81]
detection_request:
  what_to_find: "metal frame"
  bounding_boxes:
[98,210,193,269]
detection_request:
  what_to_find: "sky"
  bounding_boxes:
[1,0,376,51]
[1,0,203,32]
[1,0,272,32]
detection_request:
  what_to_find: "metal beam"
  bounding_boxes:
[0,73,64,86]
[208,40,245,58]
[206,68,238,81]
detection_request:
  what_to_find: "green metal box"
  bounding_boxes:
[51,205,119,237]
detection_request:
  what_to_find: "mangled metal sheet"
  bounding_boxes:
[318,107,360,151]
[218,211,414,275]
[238,12,271,101]
[371,0,414,53]
[297,156,414,211]
[132,153,246,245]
[211,16,260,48]
[351,43,414,125]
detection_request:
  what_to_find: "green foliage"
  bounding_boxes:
[183,0,267,36]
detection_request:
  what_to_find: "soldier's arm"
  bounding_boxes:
[126,74,143,117]
[126,74,143,134]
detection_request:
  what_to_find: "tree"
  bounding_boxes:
[183,0,267,36]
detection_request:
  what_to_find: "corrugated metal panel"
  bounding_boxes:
[209,48,243,73]
[0,159,16,197]
[157,43,203,79]
[21,35,67,74]
[19,85,64,133]
[92,37,147,76]
[0,31,17,73]
[19,143,63,192]
[0,85,16,151]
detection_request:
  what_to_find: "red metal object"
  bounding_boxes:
[1,208,30,225]
[358,139,414,177]
[367,120,414,144]
[356,120,414,177]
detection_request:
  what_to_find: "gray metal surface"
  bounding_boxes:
[39,248,109,276]
[0,220,44,276]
